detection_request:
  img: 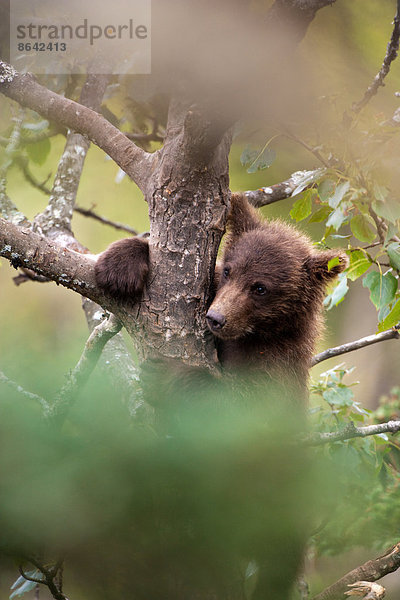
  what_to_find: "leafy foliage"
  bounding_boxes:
[310,370,400,555]
[0,379,312,600]
[240,143,276,173]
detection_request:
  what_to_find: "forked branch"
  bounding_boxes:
[0,62,152,191]
[50,314,122,421]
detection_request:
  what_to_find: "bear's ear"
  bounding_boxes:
[228,193,262,238]
[304,250,349,283]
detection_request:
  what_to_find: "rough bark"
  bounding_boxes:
[131,100,232,368]
[0,217,124,317]
[312,544,400,600]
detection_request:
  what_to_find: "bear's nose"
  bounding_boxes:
[206,309,226,331]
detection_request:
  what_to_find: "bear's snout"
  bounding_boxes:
[206,309,226,332]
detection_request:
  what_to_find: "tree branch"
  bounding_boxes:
[282,130,330,168]
[18,565,43,585]
[307,419,400,446]
[16,156,52,195]
[0,370,49,412]
[242,168,325,208]
[266,0,337,44]
[33,73,109,236]
[312,543,400,600]
[82,299,148,418]
[23,557,67,600]
[74,206,139,236]
[49,314,122,421]
[352,2,400,113]
[312,326,400,366]
[0,62,152,191]
[0,221,144,417]
[0,107,30,226]
[0,217,123,314]
[0,71,145,423]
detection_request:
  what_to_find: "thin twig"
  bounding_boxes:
[18,565,44,585]
[312,543,400,600]
[312,326,400,366]
[0,370,50,412]
[12,268,50,286]
[126,131,164,143]
[352,3,400,113]
[16,156,52,195]
[0,109,30,226]
[282,130,331,168]
[307,419,400,446]
[74,206,138,235]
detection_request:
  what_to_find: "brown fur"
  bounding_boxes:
[206,193,348,394]
[94,237,149,302]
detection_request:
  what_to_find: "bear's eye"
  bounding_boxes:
[223,267,230,279]
[253,283,267,296]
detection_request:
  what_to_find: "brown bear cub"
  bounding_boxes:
[206,193,348,395]
[95,193,348,394]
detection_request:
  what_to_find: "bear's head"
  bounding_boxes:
[206,204,348,342]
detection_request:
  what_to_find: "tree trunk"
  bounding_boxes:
[129,100,232,368]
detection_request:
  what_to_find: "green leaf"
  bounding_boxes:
[373,183,388,203]
[308,205,332,223]
[26,137,51,166]
[378,272,398,307]
[385,223,398,246]
[387,242,400,270]
[241,144,276,173]
[328,181,350,209]
[363,271,398,310]
[350,214,376,243]
[324,273,349,310]
[240,145,257,166]
[328,257,340,271]
[378,304,391,322]
[10,570,43,599]
[291,168,325,197]
[290,190,312,222]
[326,206,348,231]
[378,298,400,331]
[10,580,38,599]
[318,179,335,202]
[346,250,371,282]
[323,385,354,406]
[372,199,400,223]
